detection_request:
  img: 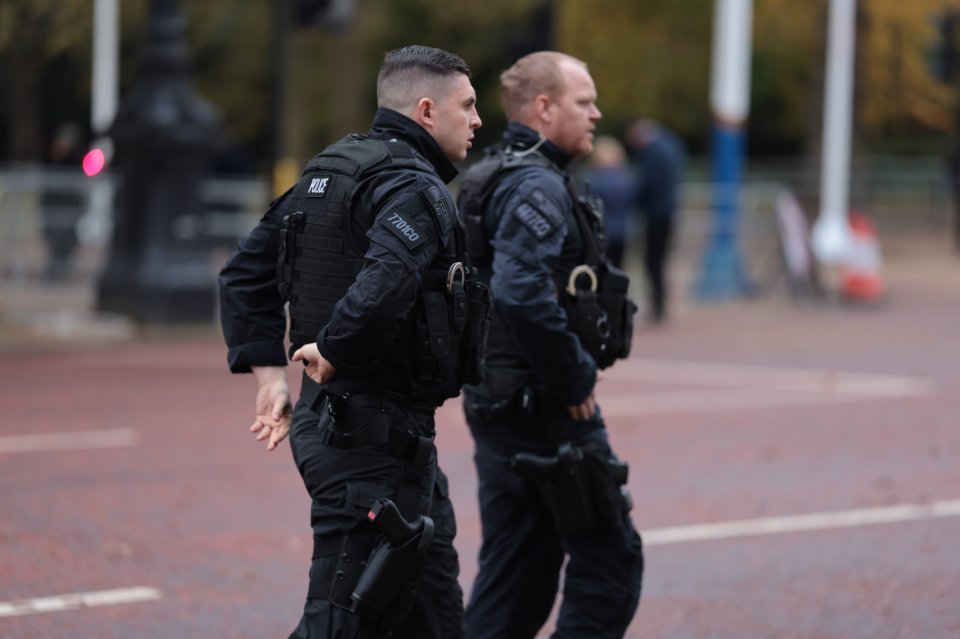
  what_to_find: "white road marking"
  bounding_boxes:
[600,387,850,416]
[613,359,933,392]
[0,428,137,454]
[600,359,933,416]
[0,586,162,618]
[644,499,960,546]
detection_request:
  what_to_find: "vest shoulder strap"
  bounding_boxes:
[302,135,435,178]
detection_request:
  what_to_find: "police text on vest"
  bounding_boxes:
[307,177,330,196]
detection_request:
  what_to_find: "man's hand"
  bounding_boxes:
[566,391,596,421]
[250,366,292,451]
[291,343,337,385]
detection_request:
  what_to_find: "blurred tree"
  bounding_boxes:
[0,0,90,161]
[1,0,957,166]
[352,0,543,150]
[558,0,713,151]
[751,0,956,154]
[751,0,823,156]
[859,0,955,141]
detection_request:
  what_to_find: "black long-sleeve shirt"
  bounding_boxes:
[219,109,458,397]
[474,122,597,405]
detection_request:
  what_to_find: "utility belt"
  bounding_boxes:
[512,441,632,535]
[560,260,637,370]
[307,384,435,467]
[465,386,555,425]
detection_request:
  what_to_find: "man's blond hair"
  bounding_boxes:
[499,51,587,121]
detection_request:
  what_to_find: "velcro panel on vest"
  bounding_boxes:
[290,281,348,304]
[296,234,344,252]
[451,281,467,332]
[289,303,337,326]
[305,154,363,176]
[386,140,414,159]
[574,290,602,339]
[421,291,450,358]
[291,254,353,278]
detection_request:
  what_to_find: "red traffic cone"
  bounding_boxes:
[840,212,884,302]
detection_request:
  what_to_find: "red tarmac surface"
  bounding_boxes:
[1,235,959,638]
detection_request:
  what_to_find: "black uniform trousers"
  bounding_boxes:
[462,392,643,639]
[287,387,464,639]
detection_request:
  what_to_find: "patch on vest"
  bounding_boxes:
[305,175,332,197]
[420,185,454,235]
[528,189,564,227]
[379,211,427,249]
[514,193,560,240]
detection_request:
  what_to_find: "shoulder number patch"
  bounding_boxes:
[379,211,427,249]
[528,188,564,228]
[420,185,454,235]
[515,203,553,239]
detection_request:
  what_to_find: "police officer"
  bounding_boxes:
[219,45,483,639]
[456,51,643,639]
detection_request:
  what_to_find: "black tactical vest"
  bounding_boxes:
[278,134,489,401]
[457,147,636,370]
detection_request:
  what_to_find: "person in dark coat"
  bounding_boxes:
[585,134,638,268]
[41,123,86,281]
[626,118,686,323]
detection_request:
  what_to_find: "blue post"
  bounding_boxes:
[695,121,748,299]
[698,0,753,300]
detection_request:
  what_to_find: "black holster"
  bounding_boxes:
[512,442,630,534]
[350,498,435,619]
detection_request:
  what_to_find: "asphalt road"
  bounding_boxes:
[1,239,959,638]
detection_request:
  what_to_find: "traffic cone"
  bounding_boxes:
[840,212,884,302]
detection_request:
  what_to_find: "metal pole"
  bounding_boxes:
[83,0,119,246]
[811,0,857,264]
[91,0,118,149]
[696,0,754,299]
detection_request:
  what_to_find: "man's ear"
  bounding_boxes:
[533,95,552,125]
[415,97,435,132]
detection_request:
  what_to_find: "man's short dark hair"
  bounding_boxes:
[377,45,472,112]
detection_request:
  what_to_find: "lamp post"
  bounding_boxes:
[96,0,220,324]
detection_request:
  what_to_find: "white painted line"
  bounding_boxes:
[643,499,960,546]
[613,359,934,396]
[0,428,137,454]
[0,586,162,618]
[600,387,853,416]
[598,359,934,416]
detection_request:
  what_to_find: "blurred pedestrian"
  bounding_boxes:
[625,118,686,323]
[456,51,643,639]
[585,134,637,268]
[219,45,486,639]
[41,122,85,281]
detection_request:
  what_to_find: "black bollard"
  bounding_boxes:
[97,0,220,324]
